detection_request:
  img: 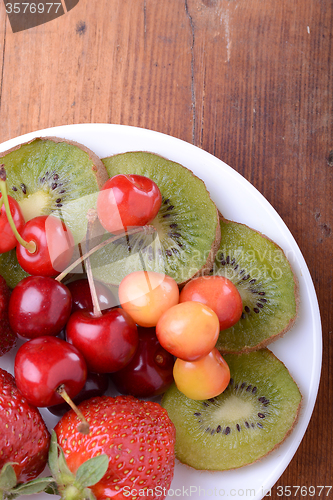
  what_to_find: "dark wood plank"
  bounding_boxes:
[0,0,331,497]
[185,1,333,495]
[0,0,194,141]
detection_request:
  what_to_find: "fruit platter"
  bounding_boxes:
[0,124,322,500]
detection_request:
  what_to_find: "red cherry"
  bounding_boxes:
[47,372,109,417]
[16,215,74,277]
[66,308,139,373]
[66,278,118,313]
[0,194,25,253]
[111,327,174,398]
[8,276,72,339]
[0,274,17,356]
[14,336,87,407]
[97,174,162,233]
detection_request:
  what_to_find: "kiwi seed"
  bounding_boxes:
[0,136,109,287]
[162,349,302,471]
[0,136,108,240]
[214,217,299,353]
[90,151,221,286]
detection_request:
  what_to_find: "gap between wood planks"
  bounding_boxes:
[184,0,196,145]
[0,18,6,116]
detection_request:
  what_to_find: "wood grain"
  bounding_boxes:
[0,0,332,497]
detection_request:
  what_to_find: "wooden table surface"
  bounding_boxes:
[0,0,332,498]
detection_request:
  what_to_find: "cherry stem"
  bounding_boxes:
[0,165,36,253]
[138,250,153,293]
[57,385,90,435]
[55,224,156,283]
[85,209,102,317]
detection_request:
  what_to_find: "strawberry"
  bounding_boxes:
[0,275,16,356]
[0,368,51,484]
[53,395,176,500]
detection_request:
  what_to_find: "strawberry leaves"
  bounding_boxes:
[47,431,109,500]
[5,477,58,499]
[75,456,109,488]
[0,463,18,496]
[0,431,109,500]
[0,463,56,500]
[48,430,74,486]
[54,396,176,499]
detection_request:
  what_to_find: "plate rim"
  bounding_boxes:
[0,123,322,500]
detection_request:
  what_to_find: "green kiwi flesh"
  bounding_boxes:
[0,137,108,243]
[0,137,108,287]
[0,249,30,289]
[90,152,220,285]
[214,218,299,353]
[162,349,302,471]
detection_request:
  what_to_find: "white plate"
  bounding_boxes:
[0,124,322,500]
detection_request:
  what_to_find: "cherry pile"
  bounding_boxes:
[0,167,244,413]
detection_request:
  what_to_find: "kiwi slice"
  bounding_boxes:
[0,136,108,243]
[162,349,302,471]
[213,218,299,353]
[0,249,30,289]
[90,151,220,285]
